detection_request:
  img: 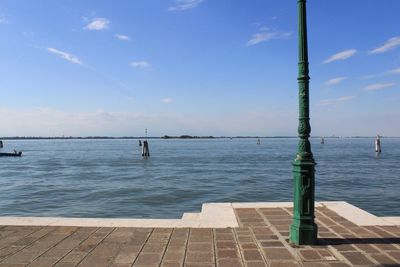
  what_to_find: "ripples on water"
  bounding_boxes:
[0,138,399,218]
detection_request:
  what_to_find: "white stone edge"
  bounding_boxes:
[320,201,399,226]
[0,201,398,228]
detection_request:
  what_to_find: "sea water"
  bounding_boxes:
[0,138,399,218]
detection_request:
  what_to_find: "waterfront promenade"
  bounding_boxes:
[0,202,399,266]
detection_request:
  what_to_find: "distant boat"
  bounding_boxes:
[0,151,22,157]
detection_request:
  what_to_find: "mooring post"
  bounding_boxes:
[289,0,318,245]
[375,135,381,153]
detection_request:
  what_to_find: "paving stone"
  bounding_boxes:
[302,263,328,267]
[269,261,300,267]
[187,242,213,252]
[340,251,375,265]
[78,241,122,267]
[240,243,258,250]
[387,251,400,261]
[0,245,26,259]
[252,228,274,235]
[53,263,76,267]
[299,249,323,261]
[353,243,380,253]
[28,256,61,267]
[262,248,295,260]
[142,243,167,253]
[245,261,267,267]
[164,250,185,261]
[216,228,233,234]
[317,217,337,226]
[185,251,214,263]
[185,264,215,267]
[216,241,237,249]
[134,253,163,265]
[259,209,289,215]
[216,233,235,241]
[331,244,357,252]
[113,264,135,267]
[243,250,263,261]
[330,226,351,235]
[58,251,87,264]
[217,259,243,267]
[113,244,142,264]
[259,241,285,247]
[254,234,279,240]
[242,222,266,227]
[327,263,351,267]
[217,249,239,259]
[161,262,182,267]
[238,236,253,242]
[374,243,399,251]
[369,253,398,265]
[0,264,28,267]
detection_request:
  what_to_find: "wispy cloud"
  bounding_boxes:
[246,27,292,46]
[370,36,400,54]
[323,49,357,64]
[364,82,395,91]
[130,61,150,68]
[325,77,347,86]
[162,98,173,103]
[115,34,130,41]
[47,48,82,65]
[388,68,400,75]
[318,96,354,106]
[84,18,110,31]
[361,67,400,80]
[168,0,204,11]
[0,14,7,24]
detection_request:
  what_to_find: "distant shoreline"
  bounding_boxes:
[0,136,399,140]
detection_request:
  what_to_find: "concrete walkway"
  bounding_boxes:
[0,203,399,266]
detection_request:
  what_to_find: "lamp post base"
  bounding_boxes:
[290,157,318,245]
[290,220,318,245]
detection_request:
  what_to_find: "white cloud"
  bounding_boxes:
[130,61,150,68]
[84,18,110,31]
[47,48,82,65]
[318,96,354,106]
[169,0,203,11]
[364,82,395,91]
[388,68,400,75]
[361,68,400,79]
[246,28,292,46]
[115,34,130,41]
[162,98,173,103]
[370,36,400,54]
[323,49,357,64]
[325,77,347,86]
[0,107,298,137]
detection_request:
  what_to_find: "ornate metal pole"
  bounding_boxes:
[289,0,318,245]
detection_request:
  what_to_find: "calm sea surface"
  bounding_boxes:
[0,138,399,218]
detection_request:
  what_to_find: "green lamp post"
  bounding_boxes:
[289,0,318,245]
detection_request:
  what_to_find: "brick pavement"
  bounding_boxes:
[0,207,399,266]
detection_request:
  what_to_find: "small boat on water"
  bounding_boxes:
[0,151,22,157]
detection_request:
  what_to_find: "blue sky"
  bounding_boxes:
[0,0,399,136]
